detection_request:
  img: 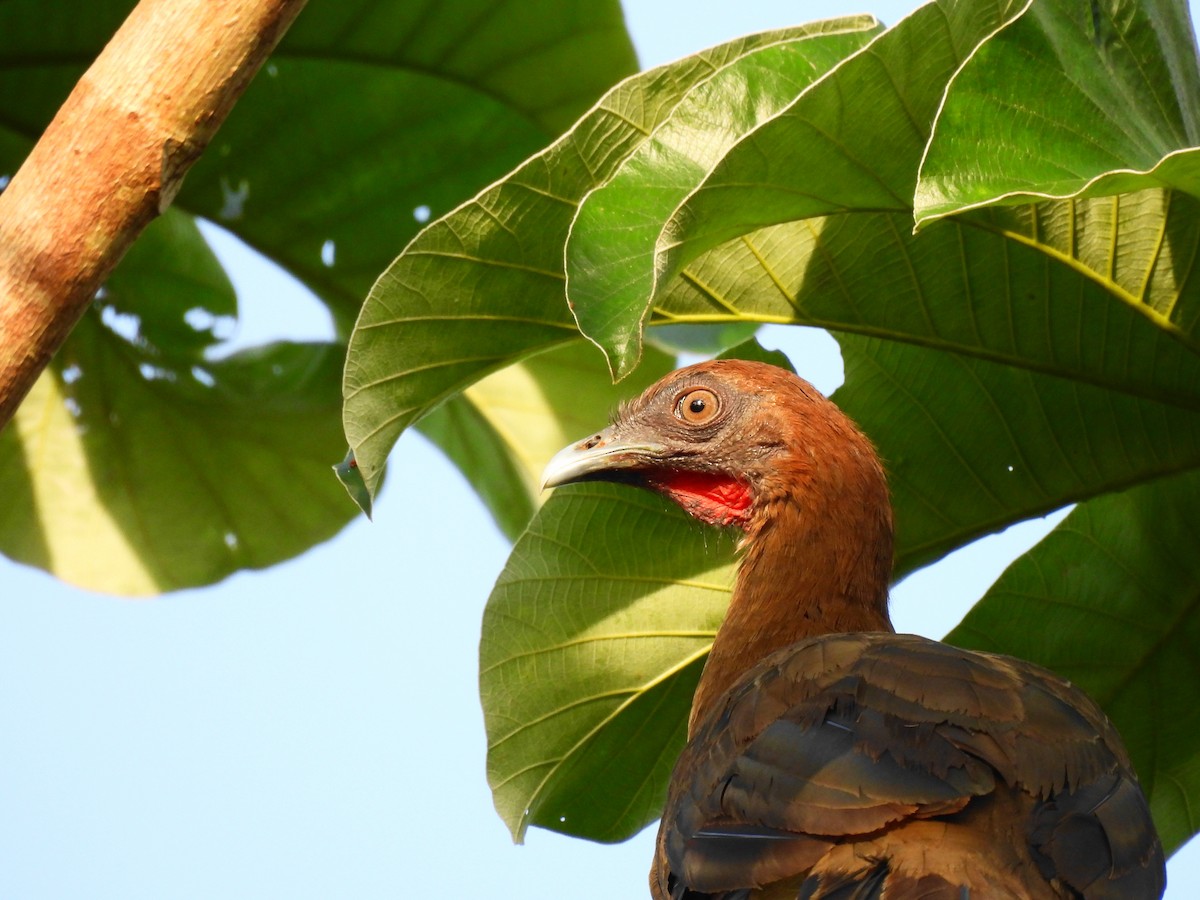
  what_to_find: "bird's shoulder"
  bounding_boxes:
[709,631,1128,791]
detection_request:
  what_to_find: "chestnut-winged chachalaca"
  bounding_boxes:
[543,360,1165,900]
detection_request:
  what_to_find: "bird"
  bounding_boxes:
[541,359,1165,899]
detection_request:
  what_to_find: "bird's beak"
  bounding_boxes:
[541,426,666,491]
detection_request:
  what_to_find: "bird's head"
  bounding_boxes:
[542,359,892,545]
[545,358,897,720]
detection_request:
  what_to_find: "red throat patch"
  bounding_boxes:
[653,471,753,528]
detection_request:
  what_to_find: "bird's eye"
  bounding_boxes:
[675,388,719,425]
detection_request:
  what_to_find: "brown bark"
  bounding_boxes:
[0,0,308,431]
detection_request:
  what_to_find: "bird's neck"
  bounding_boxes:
[689,470,894,735]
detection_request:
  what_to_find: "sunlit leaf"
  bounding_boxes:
[651,0,1026,293]
[565,18,880,376]
[915,0,1200,223]
[481,482,736,842]
[0,317,349,595]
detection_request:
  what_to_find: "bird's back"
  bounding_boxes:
[652,632,1165,900]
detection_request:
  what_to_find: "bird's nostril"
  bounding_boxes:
[581,434,604,450]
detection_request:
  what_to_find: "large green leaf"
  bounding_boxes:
[0,211,356,594]
[915,0,1200,223]
[637,0,1200,382]
[564,19,882,374]
[0,323,349,596]
[452,0,1200,852]
[0,0,637,591]
[637,0,1028,338]
[343,18,883,501]
[948,470,1200,854]
[649,199,1200,569]
[481,482,736,842]
[832,334,1200,576]
[640,0,1200,369]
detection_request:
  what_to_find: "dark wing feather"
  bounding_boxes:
[653,633,1164,900]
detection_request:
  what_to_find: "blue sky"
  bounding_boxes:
[2,1,1197,897]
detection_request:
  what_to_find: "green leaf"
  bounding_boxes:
[0,212,357,595]
[831,334,1200,576]
[651,0,1028,292]
[564,18,881,377]
[947,469,1200,854]
[343,25,848,500]
[561,0,1036,371]
[0,0,637,591]
[915,0,1200,224]
[418,342,677,541]
[280,0,638,138]
[481,483,736,842]
[654,198,1200,404]
[0,316,350,595]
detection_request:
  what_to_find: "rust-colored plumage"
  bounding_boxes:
[542,360,1164,900]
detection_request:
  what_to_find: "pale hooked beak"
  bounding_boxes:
[541,426,666,490]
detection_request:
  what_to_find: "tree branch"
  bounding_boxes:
[0,0,308,430]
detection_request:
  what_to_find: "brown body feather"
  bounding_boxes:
[654,634,1161,899]
[542,360,1165,899]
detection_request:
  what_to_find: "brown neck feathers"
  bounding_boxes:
[688,422,894,735]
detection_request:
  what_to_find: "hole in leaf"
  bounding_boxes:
[219,177,250,221]
[184,307,236,341]
[197,220,336,358]
[191,366,216,387]
[758,324,845,395]
[321,239,336,267]
[413,204,431,223]
[100,305,142,342]
[61,364,83,384]
[137,363,178,383]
